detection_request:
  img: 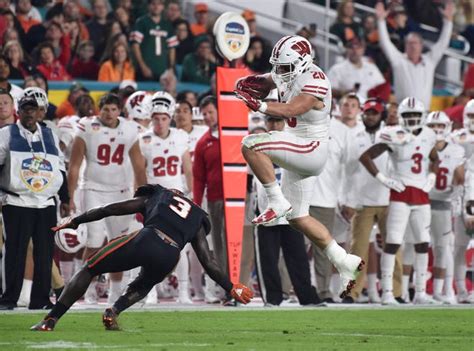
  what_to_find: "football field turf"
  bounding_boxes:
[1,308,473,350]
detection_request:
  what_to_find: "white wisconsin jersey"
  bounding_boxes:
[76,116,139,191]
[57,115,80,162]
[278,63,331,140]
[451,128,474,201]
[139,128,189,191]
[185,125,208,157]
[346,127,391,208]
[429,142,465,201]
[378,126,436,189]
[130,119,149,134]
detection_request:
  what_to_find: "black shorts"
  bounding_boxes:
[85,227,180,286]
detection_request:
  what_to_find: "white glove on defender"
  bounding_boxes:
[422,173,436,193]
[376,172,406,193]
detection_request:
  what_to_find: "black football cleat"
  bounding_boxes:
[30,317,57,331]
[102,308,120,331]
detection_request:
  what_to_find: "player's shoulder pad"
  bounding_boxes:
[76,116,94,132]
[378,125,411,145]
[296,64,330,100]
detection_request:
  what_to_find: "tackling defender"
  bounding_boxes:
[31,184,253,331]
[234,35,363,297]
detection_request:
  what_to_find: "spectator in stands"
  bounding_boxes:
[0,8,27,46]
[112,6,131,35]
[0,54,23,102]
[404,0,444,30]
[464,63,474,96]
[176,90,198,107]
[330,0,363,44]
[376,1,454,109]
[44,22,71,69]
[166,0,183,24]
[86,0,109,62]
[2,40,35,79]
[0,89,14,127]
[386,4,410,51]
[98,42,135,82]
[24,73,57,120]
[63,19,84,63]
[14,0,41,34]
[190,3,208,36]
[35,42,71,81]
[174,19,194,65]
[56,82,88,119]
[242,9,258,38]
[130,0,177,81]
[70,40,99,80]
[26,3,63,53]
[244,36,271,74]
[328,38,385,100]
[181,36,216,85]
[3,28,20,45]
[101,31,128,63]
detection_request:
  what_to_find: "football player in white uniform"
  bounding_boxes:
[235,35,363,298]
[124,90,152,132]
[68,93,146,304]
[361,97,440,304]
[425,111,465,304]
[451,99,474,303]
[174,100,208,160]
[139,91,193,304]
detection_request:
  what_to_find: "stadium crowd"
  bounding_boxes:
[0,0,473,310]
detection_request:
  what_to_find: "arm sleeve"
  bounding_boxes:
[299,72,330,100]
[427,19,453,64]
[377,19,404,65]
[129,20,144,45]
[192,141,206,206]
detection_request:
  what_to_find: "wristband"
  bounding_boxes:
[375,172,386,183]
[258,101,268,113]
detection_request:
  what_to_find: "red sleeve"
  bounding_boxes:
[192,138,206,206]
[464,63,474,91]
[58,34,71,68]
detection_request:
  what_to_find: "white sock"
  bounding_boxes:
[59,261,74,284]
[324,240,347,268]
[263,181,285,205]
[175,251,190,298]
[433,278,444,296]
[444,245,454,296]
[380,253,395,293]
[444,274,454,296]
[18,279,32,304]
[189,250,204,298]
[402,274,410,299]
[73,258,83,275]
[414,252,428,293]
[109,279,123,298]
[329,273,340,297]
[367,273,378,294]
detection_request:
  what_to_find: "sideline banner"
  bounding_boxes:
[216,67,249,283]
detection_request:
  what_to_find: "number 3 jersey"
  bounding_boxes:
[139,128,189,191]
[76,116,139,191]
[136,184,210,249]
[378,126,436,190]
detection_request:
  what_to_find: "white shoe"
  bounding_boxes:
[145,287,159,305]
[381,292,399,305]
[457,291,474,304]
[177,295,193,304]
[413,293,442,305]
[336,254,364,298]
[355,294,369,303]
[368,291,381,304]
[84,285,98,304]
[16,297,29,307]
[252,199,292,226]
[204,289,220,304]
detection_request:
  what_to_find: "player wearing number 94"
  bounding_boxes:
[31,184,254,331]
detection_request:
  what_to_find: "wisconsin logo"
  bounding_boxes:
[20,158,54,192]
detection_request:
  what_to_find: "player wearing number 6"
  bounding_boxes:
[360,97,440,305]
[234,35,364,299]
[30,184,253,331]
[67,93,146,304]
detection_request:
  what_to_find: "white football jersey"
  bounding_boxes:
[76,116,139,191]
[429,142,465,201]
[378,126,436,190]
[278,63,331,140]
[451,128,474,201]
[139,128,189,191]
[185,125,208,158]
[57,115,80,163]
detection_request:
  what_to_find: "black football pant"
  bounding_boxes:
[254,225,320,305]
[0,205,56,308]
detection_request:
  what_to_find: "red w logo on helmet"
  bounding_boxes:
[291,41,311,56]
[130,94,145,108]
[64,233,80,247]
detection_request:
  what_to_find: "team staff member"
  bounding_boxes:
[31,184,253,331]
[0,96,69,310]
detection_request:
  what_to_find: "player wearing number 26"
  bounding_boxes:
[67,93,147,255]
[31,184,253,331]
[360,97,441,305]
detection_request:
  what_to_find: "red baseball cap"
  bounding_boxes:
[363,99,384,113]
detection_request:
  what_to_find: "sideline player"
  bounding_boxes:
[234,35,363,297]
[30,184,253,331]
[360,97,439,304]
[124,90,153,132]
[424,111,465,303]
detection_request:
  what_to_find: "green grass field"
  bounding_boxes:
[1,308,473,350]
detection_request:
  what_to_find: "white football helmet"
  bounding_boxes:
[23,87,48,108]
[55,227,86,254]
[425,111,452,141]
[151,91,176,117]
[398,97,425,132]
[463,99,474,132]
[269,35,313,87]
[125,91,152,120]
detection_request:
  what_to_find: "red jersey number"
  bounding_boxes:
[97,144,125,166]
[312,71,326,80]
[435,167,449,190]
[411,153,423,174]
[153,156,180,177]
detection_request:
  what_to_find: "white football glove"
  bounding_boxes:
[376,172,406,193]
[422,173,436,193]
